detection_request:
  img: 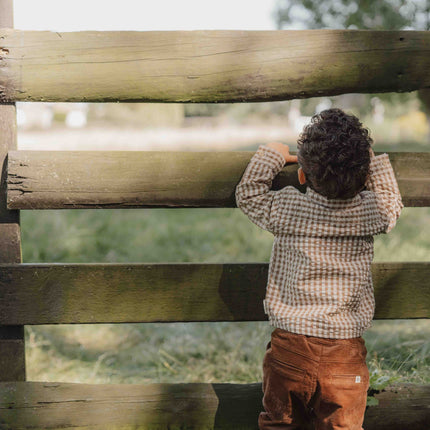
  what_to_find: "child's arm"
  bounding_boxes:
[235,143,297,233]
[365,149,404,233]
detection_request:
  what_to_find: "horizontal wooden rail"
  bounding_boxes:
[7,151,430,209]
[0,263,428,325]
[1,30,430,102]
[0,381,429,429]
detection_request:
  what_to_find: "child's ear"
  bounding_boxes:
[298,167,306,185]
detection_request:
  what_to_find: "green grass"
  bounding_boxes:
[25,320,430,386]
[20,207,429,387]
[20,207,430,264]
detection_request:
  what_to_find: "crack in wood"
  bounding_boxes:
[7,188,33,195]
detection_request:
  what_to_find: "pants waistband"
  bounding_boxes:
[270,328,367,364]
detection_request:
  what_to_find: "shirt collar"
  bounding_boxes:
[305,187,362,209]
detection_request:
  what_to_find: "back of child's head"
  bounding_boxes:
[297,108,373,199]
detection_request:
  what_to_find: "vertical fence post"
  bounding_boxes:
[0,0,26,381]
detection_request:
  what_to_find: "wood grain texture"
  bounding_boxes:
[0,0,26,383]
[0,381,428,429]
[1,30,430,102]
[6,151,429,209]
[0,0,12,27]
[0,262,428,325]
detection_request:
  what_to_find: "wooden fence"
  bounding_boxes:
[0,1,429,428]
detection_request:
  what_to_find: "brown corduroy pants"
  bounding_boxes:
[259,328,369,430]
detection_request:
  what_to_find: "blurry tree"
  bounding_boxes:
[274,0,430,31]
[274,0,430,138]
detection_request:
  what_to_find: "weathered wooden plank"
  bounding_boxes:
[1,30,430,102]
[0,263,428,325]
[0,381,428,429]
[0,0,26,383]
[0,327,26,382]
[6,151,429,209]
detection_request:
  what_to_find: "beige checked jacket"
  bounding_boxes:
[235,145,403,338]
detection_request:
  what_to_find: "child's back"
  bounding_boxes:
[235,108,403,429]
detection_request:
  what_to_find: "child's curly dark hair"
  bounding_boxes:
[297,108,373,199]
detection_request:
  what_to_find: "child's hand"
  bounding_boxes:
[266,142,298,163]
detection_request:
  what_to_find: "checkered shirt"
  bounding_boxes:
[235,145,403,339]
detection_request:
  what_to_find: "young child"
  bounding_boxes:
[235,108,403,430]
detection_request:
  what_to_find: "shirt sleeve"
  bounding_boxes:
[365,153,404,233]
[235,145,286,233]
